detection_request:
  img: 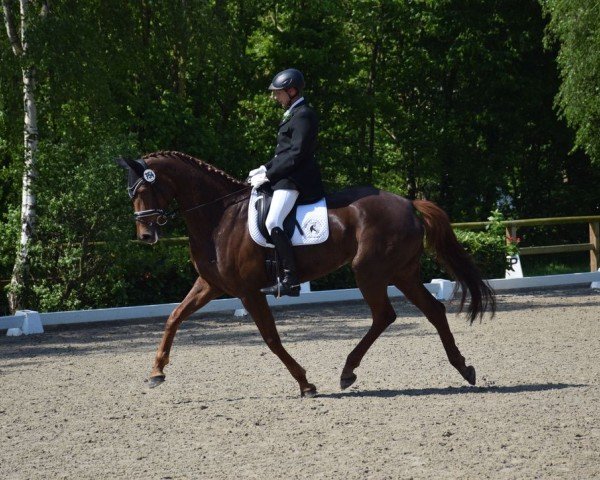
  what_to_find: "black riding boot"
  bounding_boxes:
[261,227,301,297]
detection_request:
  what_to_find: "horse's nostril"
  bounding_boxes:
[140,233,154,243]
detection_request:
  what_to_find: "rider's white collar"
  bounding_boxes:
[284,97,305,118]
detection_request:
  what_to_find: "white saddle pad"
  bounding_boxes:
[248,188,329,248]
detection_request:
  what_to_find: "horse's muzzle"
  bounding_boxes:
[138,229,159,245]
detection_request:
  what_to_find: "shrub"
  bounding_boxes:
[3,202,515,312]
[422,210,516,282]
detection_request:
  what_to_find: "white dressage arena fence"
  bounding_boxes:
[1,271,599,335]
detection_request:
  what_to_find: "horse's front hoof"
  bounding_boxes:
[462,366,476,385]
[340,373,357,390]
[148,375,166,388]
[300,385,318,398]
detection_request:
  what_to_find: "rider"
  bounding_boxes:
[248,68,325,297]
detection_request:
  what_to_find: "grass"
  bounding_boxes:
[521,252,593,277]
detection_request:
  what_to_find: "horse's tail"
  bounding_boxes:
[413,199,496,323]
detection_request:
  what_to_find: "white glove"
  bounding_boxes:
[248,165,266,177]
[250,172,269,188]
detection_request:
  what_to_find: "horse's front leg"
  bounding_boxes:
[241,293,317,398]
[149,276,222,387]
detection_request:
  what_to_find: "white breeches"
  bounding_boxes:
[265,189,299,234]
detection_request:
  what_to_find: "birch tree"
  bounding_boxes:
[1,0,46,312]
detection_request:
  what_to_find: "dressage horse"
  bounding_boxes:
[117,151,495,397]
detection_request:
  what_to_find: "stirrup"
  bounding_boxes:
[261,281,300,298]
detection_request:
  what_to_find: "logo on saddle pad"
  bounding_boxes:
[302,218,326,239]
[248,188,329,248]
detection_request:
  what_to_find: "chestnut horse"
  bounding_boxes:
[117,151,495,397]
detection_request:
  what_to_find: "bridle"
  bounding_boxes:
[124,158,250,227]
[133,207,177,228]
[124,159,176,227]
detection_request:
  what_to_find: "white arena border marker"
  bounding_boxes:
[2,272,599,335]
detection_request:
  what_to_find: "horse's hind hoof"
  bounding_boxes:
[300,385,318,398]
[340,373,357,390]
[462,366,476,386]
[148,375,166,388]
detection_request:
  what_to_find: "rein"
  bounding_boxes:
[133,186,251,227]
[182,186,251,215]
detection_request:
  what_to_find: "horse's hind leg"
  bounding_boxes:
[241,293,317,398]
[149,276,222,387]
[341,281,397,390]
[395,276,476,385]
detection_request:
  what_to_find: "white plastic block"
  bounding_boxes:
[6,328,23,336]
[300,282,311,293]
[592,269,600,290]
[431,279,454,301]
[505,255,523,279]
[234,308,248,317]
[15,310,44,335]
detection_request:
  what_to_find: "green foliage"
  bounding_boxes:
[30,240,197,311]
[421,210,517,282]
[117,242,197,307]
[310,264,356,292]
[0,207,20,315]
[0,0,596,312]
[14,130,199,311]
[22,133,135,311]
[543,0,600,164]
[522,252,589,276]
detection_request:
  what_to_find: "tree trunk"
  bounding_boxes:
[2,0,39,313]
[9,63,38,312]
[366,34,380,184]
[407,149,417,200]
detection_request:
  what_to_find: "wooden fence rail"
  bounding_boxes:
[453,215,600,272]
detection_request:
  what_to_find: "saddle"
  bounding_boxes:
[254,185,299,243]
[248,185,330,290]
[247,186,329,248]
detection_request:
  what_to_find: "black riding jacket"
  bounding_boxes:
[265,100,325,204]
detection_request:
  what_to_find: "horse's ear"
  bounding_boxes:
[114,157,130,169]
[114,156,145,177]
[130,159,146,177]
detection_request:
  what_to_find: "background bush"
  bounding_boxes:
[2,1,598,313]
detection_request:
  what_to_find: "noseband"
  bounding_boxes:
[133,208,177,227]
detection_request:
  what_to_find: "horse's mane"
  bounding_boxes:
[142,150,246,186]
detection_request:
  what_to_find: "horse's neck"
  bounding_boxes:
[170,162,246,250]
[172,163,240,212]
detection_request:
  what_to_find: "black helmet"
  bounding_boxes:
[268,68,305,92]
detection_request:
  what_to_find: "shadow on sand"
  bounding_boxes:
[318,382,587,399]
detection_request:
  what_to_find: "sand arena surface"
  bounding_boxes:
[1,287,599,479]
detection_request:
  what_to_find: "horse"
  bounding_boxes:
[116,150,495,397]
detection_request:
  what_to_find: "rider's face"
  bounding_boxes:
[271,88,296,108]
